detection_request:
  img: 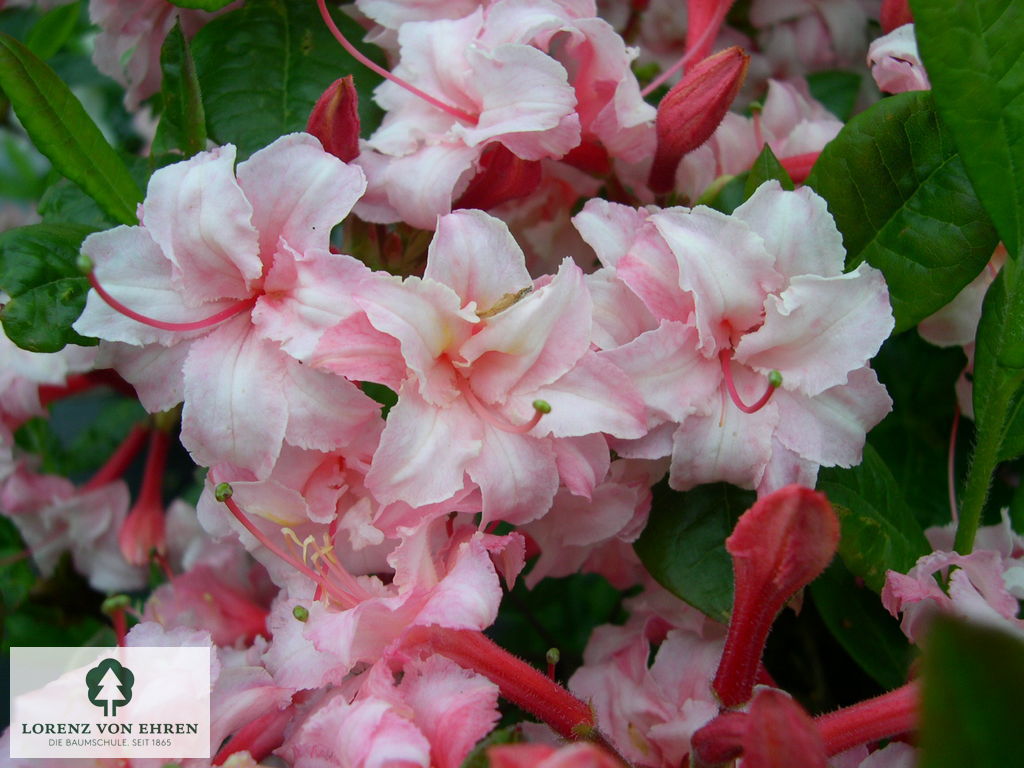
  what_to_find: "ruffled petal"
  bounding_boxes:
[466,427,559,525]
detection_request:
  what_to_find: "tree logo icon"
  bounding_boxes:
[86,658,135,716]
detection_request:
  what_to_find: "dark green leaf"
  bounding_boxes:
[1,277,95,352]
[191,0,384,159]
[0,222,95,297]
[701,172,748,214]
[807,70,863,121]
[634,482,755,622]
[818,445,931,592]
[806,91,999,332]
[37,178,118,229]
[24,1,80,60]
[460,727,523,768]
[153,20,207,157]
[957,256,1024,551]
[0,34,142,225]
[920,616,1024,768]
[167,0,236,9]
[912,0,1024,256]
[810,561,914,690]
[745,143,794,199]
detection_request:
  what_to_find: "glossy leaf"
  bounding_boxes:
[153,20,207,157]
[0,34,142,225]
[806,91,998,332]
[912,0,1024,256]
[745,144,794,199]
[0,223,96,352]
[807,70,862,121]
[24,1,80,60]
[191,0,384,159]
[920,616,1024,768]
[817,445,931,593]
[957,256,1024,551]
[810,561,914,690]
[634,482,755,623]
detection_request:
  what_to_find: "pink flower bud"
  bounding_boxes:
[648,46,749,194]
[118,430,170,567]
[880,0,914,33]
[306,75,361,162]
[713,485,839,707]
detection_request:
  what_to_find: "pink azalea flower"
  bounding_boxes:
[313,209,646,523]
[73,134,382,478]
[574,180,893,493]
[488,742,623,768]
[867,24,930,94]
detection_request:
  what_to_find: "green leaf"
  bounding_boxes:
[167,0,236,9]
[810,561,914,690]
[153,20,207,157]
[191,0,384,159]
[0,222,95,297]
[807,70,863,121]
[912,0,1024,256]
[817,445,931,592]
[37,177,118,229]
[634,482,755,623]
[460,727,523,768]
[1,277,95,352]
[0,34,142,225]
[920,616,1024,768]
[957,256,1024,551]
[745,144,794,199]
[24,1,80,60]
[806,91,999,333]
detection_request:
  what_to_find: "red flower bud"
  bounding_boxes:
[648,46,749,194]
[118,430,171,567]
[455,144,543,212]
[743,690,827,768]
[306,75,361,162]
[691,711,748,766]
[713,485,839,707]
[880,0,914,34]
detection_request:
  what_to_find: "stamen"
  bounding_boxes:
[719,350,781,414]
[458,377,551,434]
[82,256,256,332]
[315,0,477,125]
[639,7,723,97]
[546,647,560,681]
[948,403,960,524]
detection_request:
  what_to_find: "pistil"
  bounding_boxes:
[719,350,781,414]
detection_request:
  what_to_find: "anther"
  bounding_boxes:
[720,350,781,414]
[214,482,234,502]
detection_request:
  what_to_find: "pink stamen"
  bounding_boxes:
[719,350,780,414]
[458,377,549,434]
[640,4,724,97]
[87,270,256,332]
[315,0,477,124]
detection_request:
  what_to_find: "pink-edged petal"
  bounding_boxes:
[669,391,779,491]
[252,244,373,360]
[365,384,481,508]
[424,210,532,311]
[554,434,611,499]
[281,358,383,455]
[311,312,407,391]
[732,182,846,279]
[461,258,591,403]
[526,351,647,439]
[652,207,782,354]
[466,426,558,525]
[457,44,580,159]
[601,321,720,424]
[181,316,288,477]
[414,536,506,630]
[236,133,367,264]
[399,655,501,768]
[586,269,659,349]
[756,440,821,495]
[382,142,483,230]
[74,226,235,346]
[143,145,261,303]
[97,340,189,412]
[773,367,893,468]
[616,235,695,324]
[572,199,653,269]
[262,596,347,691]
[609,421,676,460]
[359,275,477,405]
[734,265,894,396]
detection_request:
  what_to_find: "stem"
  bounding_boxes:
[815,682,919,756]
[948,403,961,524]
[82,424,150,491]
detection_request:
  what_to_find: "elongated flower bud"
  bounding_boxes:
[306,75,361,162]
[649,46,749,194]
[713,485,839,707]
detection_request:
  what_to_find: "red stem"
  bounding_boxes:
[815,682,919,756]
[82,424,151,491]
